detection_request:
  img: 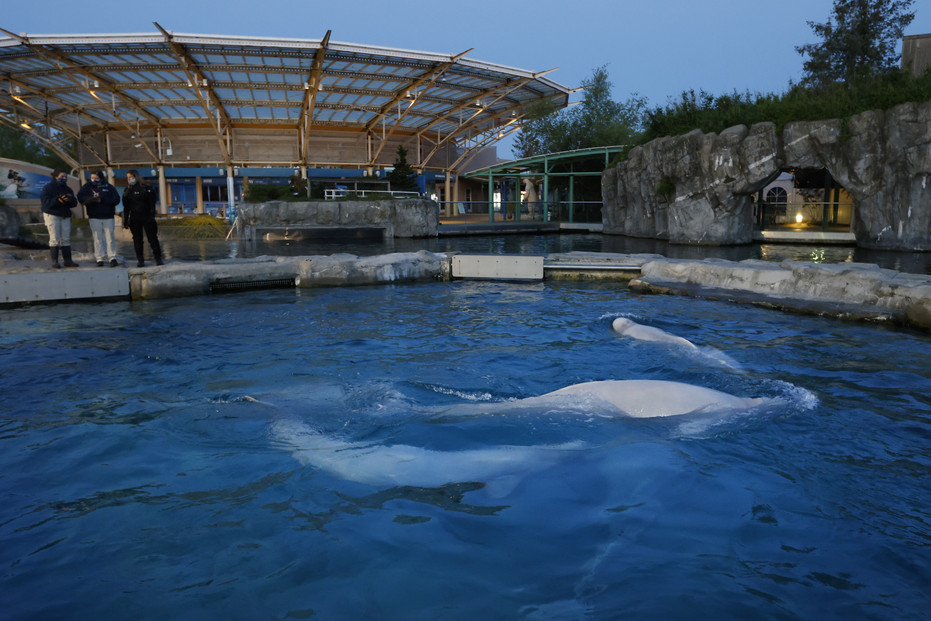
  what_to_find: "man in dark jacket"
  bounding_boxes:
[39,169,79,268]
[121,169,164,267]
[78,170,121,267]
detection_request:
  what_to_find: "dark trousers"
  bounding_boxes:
[129,216,162,261]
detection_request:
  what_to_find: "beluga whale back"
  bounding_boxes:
[612,317,698,348]
[515,380,765,418]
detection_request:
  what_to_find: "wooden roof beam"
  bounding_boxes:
[154,21,233,167]
[299,29,331,165]
[0,28,163,163]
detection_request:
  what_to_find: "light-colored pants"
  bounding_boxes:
[43,213,71,247]
[89,217,116,261]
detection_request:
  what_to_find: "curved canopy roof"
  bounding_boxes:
[0,26,571,174]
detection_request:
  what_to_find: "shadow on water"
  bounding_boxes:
[99,232,931,275]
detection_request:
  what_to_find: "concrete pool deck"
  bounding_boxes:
[2,243,930,332]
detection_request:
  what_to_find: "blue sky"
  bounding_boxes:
[6,0,931,153]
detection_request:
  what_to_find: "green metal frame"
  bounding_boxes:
[463,145,626,223]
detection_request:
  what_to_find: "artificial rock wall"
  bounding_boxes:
[602,100,931,250]
[236,198,439,240]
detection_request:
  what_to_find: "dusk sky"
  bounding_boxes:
[5,0,930,153]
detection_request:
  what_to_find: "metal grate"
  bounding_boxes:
[209,278,295,294]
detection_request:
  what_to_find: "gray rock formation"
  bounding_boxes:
[629,256,931,331]
[604,100,931,250]
[236,198,439,240]
[0,204,20,239]
[128,251,448,299]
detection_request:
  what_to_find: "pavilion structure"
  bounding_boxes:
[0,25,571,215]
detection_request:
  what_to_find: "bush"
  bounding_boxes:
[639,69,931,145]
[155,215,230,239]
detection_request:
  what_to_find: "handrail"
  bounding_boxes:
[324,189,421,200]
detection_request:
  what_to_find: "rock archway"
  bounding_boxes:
[603,100,931,250]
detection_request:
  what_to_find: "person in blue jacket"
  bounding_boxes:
[39,169,79,268]
[121,169,164,267]
[77,170,121,267]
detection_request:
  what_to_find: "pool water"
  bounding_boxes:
[1,281,930,619]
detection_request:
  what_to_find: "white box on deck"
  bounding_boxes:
[451,255,543,280]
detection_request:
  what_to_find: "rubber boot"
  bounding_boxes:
[50,246,61,269]
[61,246,79,268]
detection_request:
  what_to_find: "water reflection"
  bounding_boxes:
[98,233,931,275]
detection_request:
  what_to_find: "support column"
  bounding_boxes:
[822,169,833,231]
[226,168,236,221]
[543,157,550,223]
[832,185,841,225]
[195,176,205,215]
[514,176,521,222]
[569,171,576,223]
[157,166,168,215]
[445,171,452,217]
[487,171,494,223]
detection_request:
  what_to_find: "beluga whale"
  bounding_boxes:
[611,317,743,371]
[270,418,582,490]
[511,379,765,418]
[612,317,698,348]
[435,379,768,419]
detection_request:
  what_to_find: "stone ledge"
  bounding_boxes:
[631,257,931,331]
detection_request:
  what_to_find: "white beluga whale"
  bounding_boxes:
[611,317,743,371]
[438,379,767,419]
[270,418,582,489]
[516,380,765,418]
[612,317,699,349]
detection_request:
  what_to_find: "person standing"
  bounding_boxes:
[39,169,79,268]
[121,169,164,267]
[78,170,121,267]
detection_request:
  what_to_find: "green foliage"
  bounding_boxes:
[243,183,310,202]
[0,124,71,170]
[335,192,397,201]
[386,146,418,191]
[796,0,915,87]
[655,176,676,202]
[157,215,230,228]
[513,66,647,158]
[155,215,231,239]
[289,175,308,197]
[639,69,931,144]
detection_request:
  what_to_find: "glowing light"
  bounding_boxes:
[795,213,803,224]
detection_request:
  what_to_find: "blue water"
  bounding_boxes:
[2,282,930,619]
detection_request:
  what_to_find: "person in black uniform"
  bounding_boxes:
[78,170,121,267]
[39,169,79,268]
[121,169,164,267]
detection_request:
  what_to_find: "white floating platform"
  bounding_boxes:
[451,254,544,280]
[753,230,856,244]
[2,268,130,304]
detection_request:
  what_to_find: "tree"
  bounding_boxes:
[513,66,646,158]
[796,0,915,87]
[386,145,418,192]
[0,123,71,170]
